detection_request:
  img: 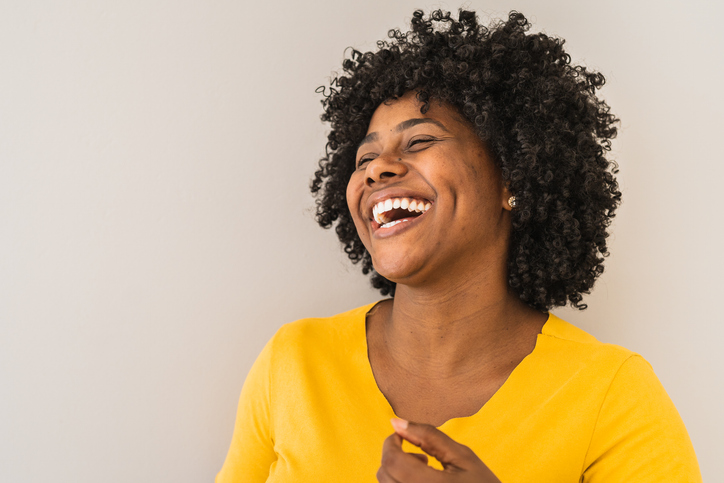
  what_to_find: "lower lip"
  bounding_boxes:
[371,210,429,238]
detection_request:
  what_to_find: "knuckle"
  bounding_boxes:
[418,441,437,456]
[376,467,384,481]
[460,444,476,458]
[380,450,396,467]
[383,451,410,475]
[415,425,435,442]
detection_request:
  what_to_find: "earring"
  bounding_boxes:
[508,196,517,208]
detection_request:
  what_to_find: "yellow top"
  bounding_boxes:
[216,303,701,482]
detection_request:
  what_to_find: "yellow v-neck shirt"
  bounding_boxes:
[216,303,701,482]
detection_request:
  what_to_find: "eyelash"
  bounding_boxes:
[409,136,435,147]
[356,137,436,168]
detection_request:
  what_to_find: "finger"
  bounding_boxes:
[410,453,429,464]
[376,465,401,483]
[390,418,476,469]
[381,432,440,481]
[380,433,429,466]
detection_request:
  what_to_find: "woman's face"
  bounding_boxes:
[346,91,512,288]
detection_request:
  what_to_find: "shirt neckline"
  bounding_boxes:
[355,300,553,429]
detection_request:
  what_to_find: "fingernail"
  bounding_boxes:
[391,417,409,431]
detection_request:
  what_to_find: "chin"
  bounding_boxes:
[371,255,422,285]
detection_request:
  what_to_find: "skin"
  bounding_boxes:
[378,418,502,483]
[346,91,548,482]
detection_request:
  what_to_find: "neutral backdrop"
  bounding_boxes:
[2,0,722,481]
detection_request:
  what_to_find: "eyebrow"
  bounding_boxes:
[357,118,449,149]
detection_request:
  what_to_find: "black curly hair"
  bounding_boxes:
[311,9,621,311]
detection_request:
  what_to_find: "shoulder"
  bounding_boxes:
[261,301,379,373]
[540,313,639,370]
[531,313,662,408]
[538,315,701,480]
[268,302,376,350]
[538,314,685,413]
[545,315,706,480]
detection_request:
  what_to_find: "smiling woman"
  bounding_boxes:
[347,92,512,290]
[216,9,701,483]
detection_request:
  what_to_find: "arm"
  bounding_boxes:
[216,339,277,483]
[582,355,701,482]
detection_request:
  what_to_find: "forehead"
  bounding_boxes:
[366,92,462,133]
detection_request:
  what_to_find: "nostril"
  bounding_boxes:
[366,171,397,185]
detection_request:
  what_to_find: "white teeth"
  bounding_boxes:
[381,219,406,229]
[372,197,432,226]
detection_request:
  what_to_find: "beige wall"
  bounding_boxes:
[1,0,721,481]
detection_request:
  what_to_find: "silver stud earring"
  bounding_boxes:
[508,196,517,208]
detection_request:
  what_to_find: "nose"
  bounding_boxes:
[365,155,408,187]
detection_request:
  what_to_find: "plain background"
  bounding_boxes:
[1,0,722,481]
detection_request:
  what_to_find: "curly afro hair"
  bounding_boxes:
[311,9,621,311]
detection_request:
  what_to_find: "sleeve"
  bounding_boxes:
[582,355,702,482]
[216,336,277,483]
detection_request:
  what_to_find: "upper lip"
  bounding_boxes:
[365,188,434,221]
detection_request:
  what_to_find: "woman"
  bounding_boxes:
[217,10,701,482]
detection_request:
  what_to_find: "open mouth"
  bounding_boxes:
[372,197,432,229]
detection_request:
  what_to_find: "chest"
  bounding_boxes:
[370,362,511,427]
[267,374,595,483]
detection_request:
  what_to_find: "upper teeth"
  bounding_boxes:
[372,197,432,226]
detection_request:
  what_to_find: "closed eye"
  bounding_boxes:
[407,136,436,150]
[355,137,437,168]
[356,155,377,169]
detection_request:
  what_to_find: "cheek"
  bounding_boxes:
[346,174,367,232]
[345,174,359,213]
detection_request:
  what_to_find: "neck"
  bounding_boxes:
[375,270,546,378]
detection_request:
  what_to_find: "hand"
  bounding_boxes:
[377,418,502,483]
